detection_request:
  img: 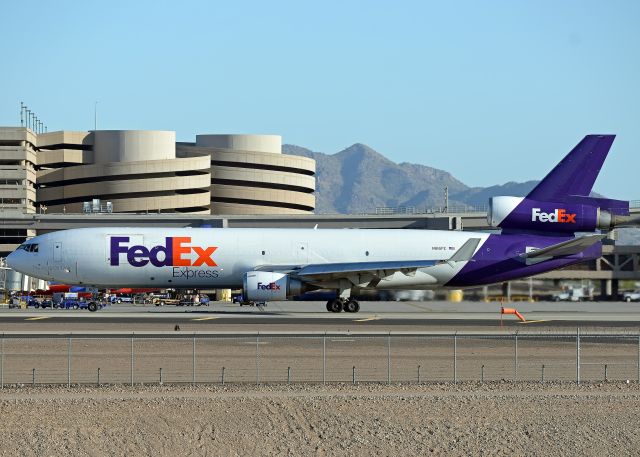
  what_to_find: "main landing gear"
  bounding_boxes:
[326,298,360,313]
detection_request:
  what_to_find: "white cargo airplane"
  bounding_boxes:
[7,135,634,313]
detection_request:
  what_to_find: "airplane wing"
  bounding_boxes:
[255,238,482,281]
[523,234,605,259]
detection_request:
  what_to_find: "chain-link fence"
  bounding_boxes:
[1,331,639,386]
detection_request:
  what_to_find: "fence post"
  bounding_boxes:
[481,365,485,383]
[637,333,639,383]
[32,368,35,387]
[576,327,580,385]
[160,368,163,385]
[287,367,291,384]
[453,333,457,384]
[541,364,545,383]
[514,333,518,382]
[1,336,4,389]
[97,367,100,386]
[352,366,356,385]
[67,335,71,388]
[387,332,391,385]
[322,333,326,384]
[417,365,421,384]
[256,333,259,386]
[604,364,608,382]
[192,335,196,386]
[130,335,134,387]
[221,367,225,385]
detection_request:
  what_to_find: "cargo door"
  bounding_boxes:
[53,241,63,262]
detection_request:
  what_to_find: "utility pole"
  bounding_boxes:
[444,186,449,213]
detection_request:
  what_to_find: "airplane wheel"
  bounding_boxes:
[344,299,359,313]
[328,299,343,313]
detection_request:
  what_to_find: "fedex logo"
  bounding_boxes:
[110,236,217,267]
[257,282,281,291]
[531,208,577,223]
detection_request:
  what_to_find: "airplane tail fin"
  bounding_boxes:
[526,135,615,200]
[488,135,629,234]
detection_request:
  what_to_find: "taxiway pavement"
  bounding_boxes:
[2,300,640,332]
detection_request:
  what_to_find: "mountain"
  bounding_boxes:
[284,143,537,214]
[285,142,640,244]
[450,181,539,207]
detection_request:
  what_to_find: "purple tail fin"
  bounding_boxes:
[526,135,615,200]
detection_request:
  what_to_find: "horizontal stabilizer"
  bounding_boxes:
[523,234,605,259]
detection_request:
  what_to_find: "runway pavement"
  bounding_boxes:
[2,300,640,332]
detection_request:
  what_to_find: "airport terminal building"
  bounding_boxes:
[0,127,315,216]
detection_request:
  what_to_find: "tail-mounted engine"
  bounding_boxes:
[488,196,630,233]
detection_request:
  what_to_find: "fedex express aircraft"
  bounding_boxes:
[7,135,636,313]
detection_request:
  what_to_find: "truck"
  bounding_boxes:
[552,286,593,302]
[623,290,640,302]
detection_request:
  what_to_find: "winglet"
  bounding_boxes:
[447,238,481,267]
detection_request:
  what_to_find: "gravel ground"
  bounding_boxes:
[2,382,640,456]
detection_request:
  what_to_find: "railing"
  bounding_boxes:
[373,205,488,215]
[1,331,639,387]
[372,201,640,216]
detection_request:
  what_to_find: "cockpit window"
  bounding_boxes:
[17,243,38,253]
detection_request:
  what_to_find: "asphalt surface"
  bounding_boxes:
[2,300,640,331]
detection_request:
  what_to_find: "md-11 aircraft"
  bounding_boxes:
[8,135,637,312]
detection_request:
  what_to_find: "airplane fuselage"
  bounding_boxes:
[7,227,600,291]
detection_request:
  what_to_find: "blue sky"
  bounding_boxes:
[1,1,638,199]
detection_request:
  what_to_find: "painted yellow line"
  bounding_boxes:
[191,316,219,321]
[518,319,551,324]
[25,316,51,321]
[354,316,380,322]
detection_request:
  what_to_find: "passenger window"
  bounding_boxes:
[32,244,38,253]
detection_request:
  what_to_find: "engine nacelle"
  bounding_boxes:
[242,271,303,301]
[488,196,614,233]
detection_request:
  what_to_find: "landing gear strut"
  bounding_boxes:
[326,298,360,313]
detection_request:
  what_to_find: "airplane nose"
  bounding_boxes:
[6,250,17,269]
[6,249,25,274]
